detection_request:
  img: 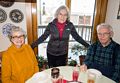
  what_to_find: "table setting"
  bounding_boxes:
[25,66,116,83]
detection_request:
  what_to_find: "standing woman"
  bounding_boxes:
[31,5,89,68]
[2,26,39,83]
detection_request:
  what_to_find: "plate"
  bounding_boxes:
[2,23,15,36]
[26,72,51,83]
[87,69,102,78]
[9,9,24,23]
[0,8,7,23]
[0,0,15,7]
[32,72,49,81]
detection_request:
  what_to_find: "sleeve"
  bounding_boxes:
[84,44,95,67]
[28,45,39,72]
[31,23,51,49]
[2,52,12,83]
[33,54,39,73]
[111,45,120,82]
[70,23,89,48]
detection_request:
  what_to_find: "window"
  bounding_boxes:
[37,0,65,26]
[70,0,95,25]
[36,0,96,61]
[37,0,95,26]
[78,16,91,25]
[69,0,95,63]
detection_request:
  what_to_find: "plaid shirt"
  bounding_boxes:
[84,40,120,82]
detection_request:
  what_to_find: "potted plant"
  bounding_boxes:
[71,44,87,65]
[71,44,87,56]
[36,56,48,71]
[68,59,77,66]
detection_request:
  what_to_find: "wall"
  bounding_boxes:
[0,2,27,51]
[105,0,120,44]
[0,0,120,51]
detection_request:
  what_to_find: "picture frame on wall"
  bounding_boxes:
[117,3,120,19]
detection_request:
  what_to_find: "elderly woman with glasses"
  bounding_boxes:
[31,5,89,68]
[2,26,39,83]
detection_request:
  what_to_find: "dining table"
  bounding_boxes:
[25,66,116,83]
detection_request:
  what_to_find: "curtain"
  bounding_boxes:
[92,0,108,43]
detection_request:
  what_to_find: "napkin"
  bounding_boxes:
[56,79,67,83]
[67,81,82,83]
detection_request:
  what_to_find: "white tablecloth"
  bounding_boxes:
[26,66,116,83]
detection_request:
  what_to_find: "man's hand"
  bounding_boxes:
[80,64,87,72]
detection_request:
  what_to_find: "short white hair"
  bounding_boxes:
[8,26,26,39]
[97,23,114,37]
[97,23,113,32]
[54,5,70,21]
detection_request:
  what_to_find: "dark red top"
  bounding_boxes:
[56,21,66,39]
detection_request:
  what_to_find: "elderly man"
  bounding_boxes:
[80,23,120,83]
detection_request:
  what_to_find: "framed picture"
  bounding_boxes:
[117,3,120,19]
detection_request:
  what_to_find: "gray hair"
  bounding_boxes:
[54,5,70,21]
[8,26,26,39]
[97,23,113,32]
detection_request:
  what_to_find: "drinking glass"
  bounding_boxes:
[57,75,63,83]
[72,67,79,81]
[51,67,62,83]
[87,72,96,83]
[51,67,60,79]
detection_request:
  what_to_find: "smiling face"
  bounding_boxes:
[97,26,113,46]
[57,9,68,23]
[11,31,25,48]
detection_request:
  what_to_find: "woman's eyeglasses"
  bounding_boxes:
[11,35,25,40]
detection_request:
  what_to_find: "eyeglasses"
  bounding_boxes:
[58,13,67,17]
[97,32,110,36]
[11,35,25,40]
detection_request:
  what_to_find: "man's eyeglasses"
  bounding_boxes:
[12,35,25,40]
[97,32,110,36]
